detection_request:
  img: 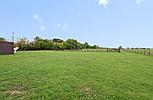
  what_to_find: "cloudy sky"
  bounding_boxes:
[0,0,153,47]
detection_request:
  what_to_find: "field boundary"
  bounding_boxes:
[124,49,153,56]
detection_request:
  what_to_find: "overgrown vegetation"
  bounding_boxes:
[14,37,99,51]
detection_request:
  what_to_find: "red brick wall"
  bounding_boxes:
[0,42,14,54]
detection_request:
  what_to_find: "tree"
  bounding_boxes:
[0,37,6,41]
[15,37,29,51]
[83,42,90,49]
[64,39,81,50]
[43,39,54,50]
[53,38,64,43]
[91,45,99,49]
[34,36,43,42]
[118,46,122,53]
[34,37,53,50]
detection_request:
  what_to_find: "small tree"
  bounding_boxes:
[83,42,90,49]
[118,46,122,53]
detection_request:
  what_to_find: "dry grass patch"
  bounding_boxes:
[80,85,92,97]
[5,84,25,95]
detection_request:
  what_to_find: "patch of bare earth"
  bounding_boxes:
[5,84,25,95]
[80,85,92,97]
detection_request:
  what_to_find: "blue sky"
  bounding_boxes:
[0,0,153,48]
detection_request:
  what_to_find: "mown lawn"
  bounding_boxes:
[0,51,153,100]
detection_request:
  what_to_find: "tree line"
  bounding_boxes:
[11,37,99,51]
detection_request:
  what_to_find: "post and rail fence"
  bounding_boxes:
[124,48,153,56]
[81,48,121,53]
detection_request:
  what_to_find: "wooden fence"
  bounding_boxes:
[124,49,153,56]
[0,42,14,55]
[81,48,121,53]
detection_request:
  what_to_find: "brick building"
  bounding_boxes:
[0,42,14,54]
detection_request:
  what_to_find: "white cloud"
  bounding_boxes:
[57,23,69,30]
[57,23,62,28]
[98,0,110,8]
[33,14,42,24]
[33,13,46,32]
[62,24,67,30]
[40,25,45,31]
[136,0,144,4]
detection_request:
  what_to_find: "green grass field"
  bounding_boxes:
[0,51,153,100]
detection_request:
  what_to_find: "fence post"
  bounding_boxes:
[140,50,142,54]
[149,49,151,56]
[144,50,146,55]
[107,48,109,52]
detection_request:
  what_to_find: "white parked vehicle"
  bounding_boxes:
[14,47,19,53]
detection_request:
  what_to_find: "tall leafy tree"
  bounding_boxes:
[53,38,64,43]
[15,37,29,51]
[65,39,80,49]
[84,42,90,49]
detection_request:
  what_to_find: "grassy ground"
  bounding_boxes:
[0,51,153,100]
